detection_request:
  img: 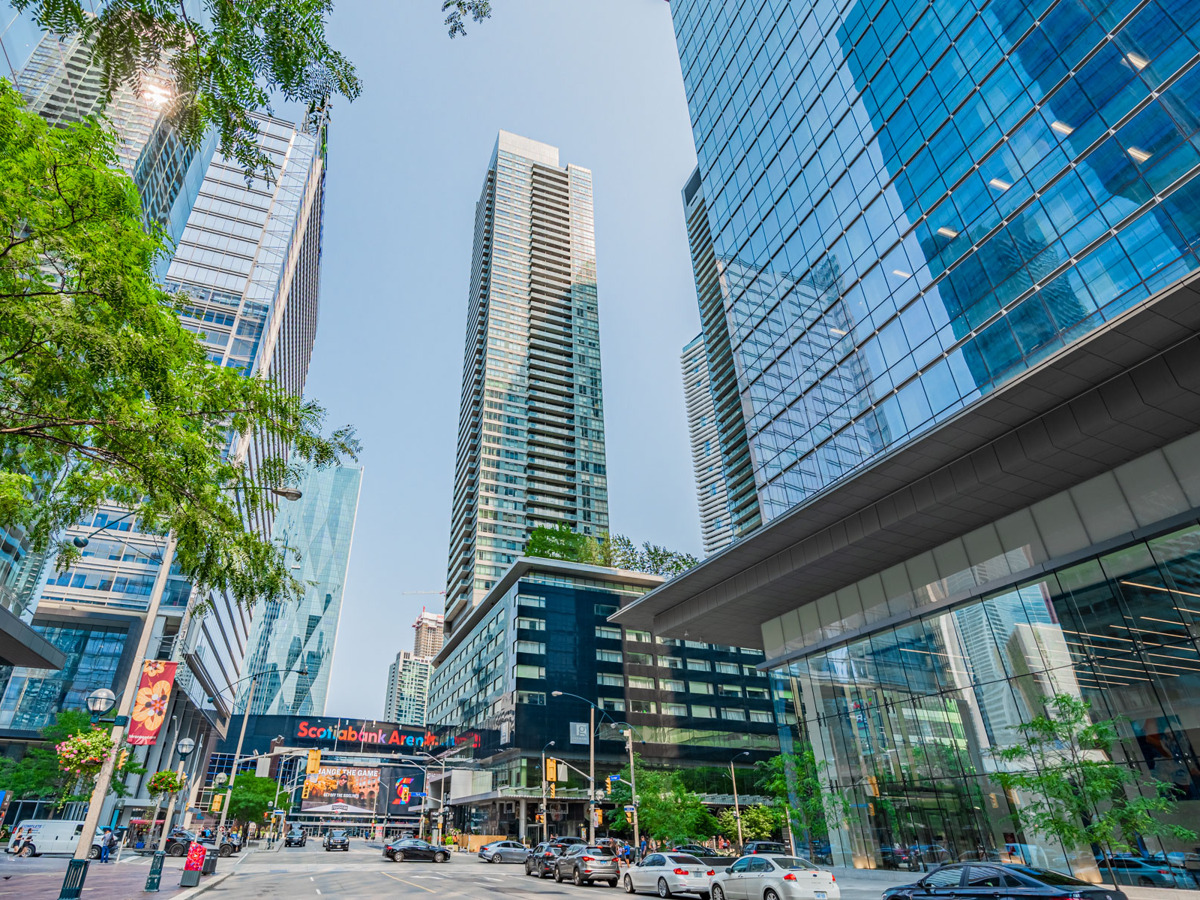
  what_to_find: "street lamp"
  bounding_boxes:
[156,737,197,852]
[729,750,750,850]
[550,691,598,843]
[85,688,117,722]
[541,740,555,841]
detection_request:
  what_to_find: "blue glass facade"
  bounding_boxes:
[673,0,1200,523]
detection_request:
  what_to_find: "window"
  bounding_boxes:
[691,705,715,718]
[924,867,964,888]
[598,673,623,686]
[746,687,769,699]
[518,691,545,705]
[597,650,623,663]
[718,685,742,697]
[594,604,617,617]
[723,708,747,721]
[515,665,545,679]
[659,656,683,669]
[662,703,687,716]
[520,595,545,608]
[689,682,713,694]
[516,617,545,631]
[516,641,545,654]
[595,625,621,640]
[662,679,685,692]
[686,659,711,672]
[627,652,654,666]
[750,710,773,723]
[629,699,657,714]
[628,676,655,690]
[625,629,652,643]
[716,661,739,674]
[600,698,625,712]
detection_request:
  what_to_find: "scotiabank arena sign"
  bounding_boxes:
[292,717,480,753]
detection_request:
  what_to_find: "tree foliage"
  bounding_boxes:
[0,84,357,611]
[717,804,780,842]
[994,694,1196,882]
[0,710,143,807]
[604,754,718,844]
[226,775,288,826]
[756,746,830,844]
[523,525,699,577]
[442,0,492,37]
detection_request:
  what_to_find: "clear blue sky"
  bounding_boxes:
[312,0,703,718]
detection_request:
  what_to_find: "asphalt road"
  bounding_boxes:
[203,842,908,900]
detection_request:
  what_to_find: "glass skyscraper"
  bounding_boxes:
[445,131,610,635]
[681,335,735,555]
[618,0,1200,878]
[239,464,362,717]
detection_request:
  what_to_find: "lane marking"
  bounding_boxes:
[381,871,436,893]
[315,890,322,895]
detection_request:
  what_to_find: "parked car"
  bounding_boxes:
[882,863,1132,900]
[7,820,101,858]
[284,826,306,848]
[554,843,620,887]
[622,852,716,897]
[384,838,449,863]
[162,829,208,858]
[711,855,838,900]
[323,830,349,852]
[525,842,566,877]
[479,839,528,863]
[743,841,789,856]
[673,844,718,857]
[554,835,587,846]
[1096,857,1179,888]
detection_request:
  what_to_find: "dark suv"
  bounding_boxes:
[323,830,349,852]
[743,841,788,855]
[525,842,565,877]
[284,826,307,848]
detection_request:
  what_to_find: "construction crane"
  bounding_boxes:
[401,590,444,596]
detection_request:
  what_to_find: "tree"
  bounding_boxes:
[604,755,718,844]
[0,710,143,807]
[756,746,831,849]
[0,85,357,612]
[523,525,699,578]
[524,522,600,565]
[226,775,288,828]
[717,804,780,842]
[995,694,1197,885]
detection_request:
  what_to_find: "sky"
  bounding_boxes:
[312,0,703,718]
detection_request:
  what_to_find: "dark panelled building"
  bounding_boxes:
[428,558,782,839]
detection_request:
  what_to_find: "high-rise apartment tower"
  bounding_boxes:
[681,336,734,555]
[383,651,433,726]
[445,131,609,635]
[412,610,445,659]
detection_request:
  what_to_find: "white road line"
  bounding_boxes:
[315,890,321,895]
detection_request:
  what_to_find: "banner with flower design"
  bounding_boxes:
[128,660,176,745]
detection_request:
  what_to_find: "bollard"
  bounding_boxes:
[144,850,165,892]
[57,859,89,900]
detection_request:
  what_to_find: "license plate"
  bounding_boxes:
[816,892,827,898]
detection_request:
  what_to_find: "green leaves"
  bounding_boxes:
[603,754,718,843]
[993,693,1197,864]
[523,525,700,577]
[227,775,289,824]
[13,0,361,176]
[442,0,492,38]
[0,82,357,613]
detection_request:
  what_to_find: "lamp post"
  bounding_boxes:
[157,737,196,851]
[550,691,597,843]
[86,688,117,723]
[418,746,468,844]
[540,740,555,841]
[730,750,750,850]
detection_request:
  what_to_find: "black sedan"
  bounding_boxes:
[883,863,1131,900]
[384,838,450,863]
[323,830,349,851]
[284,827,306,848]
[525,843,565,877]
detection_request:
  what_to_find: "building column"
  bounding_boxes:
[518,798,527,841]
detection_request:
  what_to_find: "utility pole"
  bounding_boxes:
[623,729,639,856]
[217,676,257,834]
[541,740,554,841]
[588,704,595,844]
[72,534,177,861]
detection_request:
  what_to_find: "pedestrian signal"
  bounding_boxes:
[624,810,632,824]
[211,794,223,812]
[306,749,321,774]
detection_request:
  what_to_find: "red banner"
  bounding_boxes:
[127,660,177,745]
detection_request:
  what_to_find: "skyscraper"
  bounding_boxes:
[239,463,362,717]
[412,610,445,659]
[681,336,733,555]
[383,651,432,726]
[445,131,609,635]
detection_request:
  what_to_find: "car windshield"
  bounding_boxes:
[1009,867,1091,886]
[754,844,786,852]
[331,831,346,838]
[772,857,818,869]
[586,847,614,856]
[669,855,703,865]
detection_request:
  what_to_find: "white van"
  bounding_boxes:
[8,820,103,858]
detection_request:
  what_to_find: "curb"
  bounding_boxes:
[172,847,253,900]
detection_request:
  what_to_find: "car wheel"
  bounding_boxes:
[492,852,503,864]
[658,877,672,898]
[19,844,34,858]
[168,844,186,858]
[435,852,448,863]
[393,851,405,862]
[220,845,232,858]
[624,874,636,894]
[607,880,618,888]
[765,890,781,900]
[555,866,564,883]
[1138,877,1154,887]
[87,846,100,860]
[711,886,726,900]
[574,868,585,886]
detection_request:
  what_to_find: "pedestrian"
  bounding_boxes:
[7,827,22,856]
[99,827,115,863]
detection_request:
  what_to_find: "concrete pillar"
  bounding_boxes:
[518,798,528,840]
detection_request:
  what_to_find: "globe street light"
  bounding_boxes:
[85,688,117,721]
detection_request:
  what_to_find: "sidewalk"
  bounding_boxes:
[0,849,241,899]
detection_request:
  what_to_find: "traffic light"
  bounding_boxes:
[550,784,556,799]
[211,794,223,812]
[546,758,557,783]
[306,749,321,774]
[301,782,311,799]
[624,810,632,824]
[535,814,544,824]
[594,808,603,826]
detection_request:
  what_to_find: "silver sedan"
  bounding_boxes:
[623,852,715,897]
[478,840,529,863]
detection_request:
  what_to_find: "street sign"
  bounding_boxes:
[569,722,589,745]
[608,774,621,783]
[412,792,427,797]
[624,805,635,812]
